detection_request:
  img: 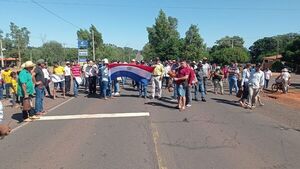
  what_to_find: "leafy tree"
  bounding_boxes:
[146,10,181,61]
[210,47,250,65]
[216,36,244,49]
[283,37,300,73]
[77,25,104,60]
[41,41,64,65]
[142,43,156,61]
[9,22,30,65]
[181,24,207,61]
[270,61,284,72]
[249,34,300,62]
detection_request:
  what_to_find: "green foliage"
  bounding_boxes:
[181,24,207,61]
[216,36,244,48]
[209,36,249,64]
[41,41,64,65]
[249,37,277,62]
[249,33,300,63]
[210,47,250,65]
[146,10,181,61]
[9,22,30,64]
[283,37,300,73]
[77,25,104,60]
[270,61,284,72]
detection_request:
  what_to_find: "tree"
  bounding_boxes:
[146,10,181,61]
[77,25,104,60]
[9,22,30,65]
[142,43,156,61]
[216,36,244,48]
[249,33,300,63]
[210,47,250,65]
[282,37,300,73]
[41,41,64,65]
[181,24,207,61]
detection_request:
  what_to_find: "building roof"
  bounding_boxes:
[0,58,18,61]
[263,54,283,60]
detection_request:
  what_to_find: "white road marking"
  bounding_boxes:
[36,112,150,121]
[11,97,75,133]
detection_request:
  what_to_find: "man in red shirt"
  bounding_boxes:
[71,60,82,97]
[174,60,190,111]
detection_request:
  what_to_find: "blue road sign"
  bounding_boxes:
[78,40,88,48]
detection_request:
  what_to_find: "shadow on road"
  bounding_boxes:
[210,98,240,107]
[145,101,177,110]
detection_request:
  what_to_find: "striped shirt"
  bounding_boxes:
[71,65,81,77]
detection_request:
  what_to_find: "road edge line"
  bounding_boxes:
[11,97,74,133]
[151,122,168,169]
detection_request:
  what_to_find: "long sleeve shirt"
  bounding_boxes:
[248,70,264,89]
[241,68,251,86]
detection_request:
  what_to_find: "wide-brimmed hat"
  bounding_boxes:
[282,68,288,72]
[24,61,35,68]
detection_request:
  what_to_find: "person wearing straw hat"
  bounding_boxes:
[17,61,40,122]
[277,68,291,93]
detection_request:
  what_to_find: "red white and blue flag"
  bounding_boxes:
[108,64,155,83]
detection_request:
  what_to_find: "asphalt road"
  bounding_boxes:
[1,85,300,169]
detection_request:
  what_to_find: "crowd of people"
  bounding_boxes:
[0,57,292,123]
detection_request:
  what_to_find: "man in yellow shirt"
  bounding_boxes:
[151,57,164,99]
[52,62,65,99]
[2,67,13,98]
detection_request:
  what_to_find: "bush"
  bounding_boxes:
[270,61,284,72]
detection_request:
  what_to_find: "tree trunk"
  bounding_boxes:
[17,45,21,67]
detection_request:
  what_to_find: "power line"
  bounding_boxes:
[31,0,81,29]
[1,0,300,11]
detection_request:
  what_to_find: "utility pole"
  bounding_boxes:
[0,40,4,68]
[92,30,95,61]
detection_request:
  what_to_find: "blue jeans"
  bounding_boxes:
[114,80,120,93]
[173,83,178,99]
[101,81,109,98]
[228,76,239,95]
[35,86,45,113]
[195,80,205,100]
[139,82,148,97]
[73,78,79,96]
[5,83,12,98]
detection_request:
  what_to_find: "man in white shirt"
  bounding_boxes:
[64,61,72,94]
[202,57,211,94]
[280,68,291,93]
[247,63,264,109]
[163,62,171,89]
[264,68,272,89]
[240,63,251,107]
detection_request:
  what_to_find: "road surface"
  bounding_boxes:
[1,86,300,169]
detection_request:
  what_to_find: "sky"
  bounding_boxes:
[0,0,300,50]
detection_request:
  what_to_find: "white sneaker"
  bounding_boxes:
[114,92,120,96]
[112,93,115,96]
[186,104,192,107]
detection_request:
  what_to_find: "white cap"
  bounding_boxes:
[102,58,109,64]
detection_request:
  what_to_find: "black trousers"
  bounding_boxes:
[89,76,97,94]
[20,96,35,119]
[65,76,71,93]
